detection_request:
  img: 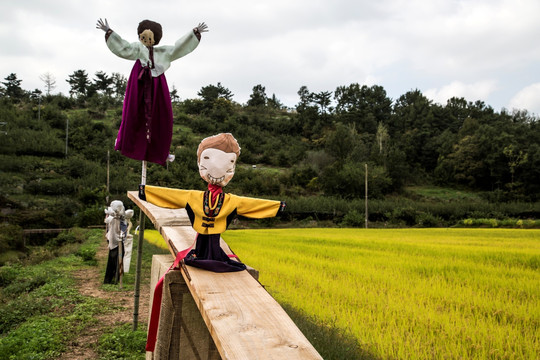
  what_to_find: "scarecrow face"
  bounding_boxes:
[110,200,124,215]
[198,148,237,187]
[139,29,155,46]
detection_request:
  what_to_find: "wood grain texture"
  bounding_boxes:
[128,191,190,232]
[128,191,323,360]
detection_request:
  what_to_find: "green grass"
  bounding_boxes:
[0,229,108,359]
[0,228,169,359]
[223,228,540,359]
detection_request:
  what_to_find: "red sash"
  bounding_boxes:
[145,241,194,352]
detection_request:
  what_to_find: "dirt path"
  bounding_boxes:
[59,240,150,359]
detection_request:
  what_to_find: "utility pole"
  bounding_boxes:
[106,150,110,205]
[38,95,41,122]
[133,161,147,330]
[65,118,69,157]
[365,163,368,229]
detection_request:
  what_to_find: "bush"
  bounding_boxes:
[76,247,97,265]
[47,228,85,247]
[416,212,443,227]
[341,210,365,227]
[0,224,25,253]
[388,207,418,226]
[76,204,106,227]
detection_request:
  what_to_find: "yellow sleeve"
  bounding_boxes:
[232,194,281,219]
[144,185,192,209]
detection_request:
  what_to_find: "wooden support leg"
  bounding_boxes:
[150,255,220,360]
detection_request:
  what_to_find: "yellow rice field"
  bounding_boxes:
[221,228,540,359]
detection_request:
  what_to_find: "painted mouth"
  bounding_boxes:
[206,174,225,184]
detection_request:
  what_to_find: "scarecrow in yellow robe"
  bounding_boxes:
[139,133,285,272]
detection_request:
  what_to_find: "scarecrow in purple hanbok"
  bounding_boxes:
[96,18,208,166]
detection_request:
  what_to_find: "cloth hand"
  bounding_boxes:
[194,22,209,33]
[96,18,110,32]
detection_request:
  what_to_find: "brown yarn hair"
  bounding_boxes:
[197,133,241,161]
[137,20,163,45]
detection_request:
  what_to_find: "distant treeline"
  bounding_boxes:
[1,72,540,235]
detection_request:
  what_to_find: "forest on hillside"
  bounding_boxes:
[1,70,539,255]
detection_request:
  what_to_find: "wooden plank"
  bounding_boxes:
[128,191,190,232]
[128,191,323,360]
[161,227,323,360]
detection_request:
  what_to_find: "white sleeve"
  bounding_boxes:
[168,30,200,62]
[106,31,141,60]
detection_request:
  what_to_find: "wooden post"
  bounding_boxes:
[65,117,69,157]
[117,240,124,289]
[106,150,110,205]
[365,163,368,229]
[149,256,220,360]
[133,160,147,330]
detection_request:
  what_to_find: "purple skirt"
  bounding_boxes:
[184,234,246,272]
[114,60,173,166]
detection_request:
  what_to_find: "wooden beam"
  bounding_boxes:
[128,191,322,360]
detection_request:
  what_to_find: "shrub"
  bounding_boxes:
[341,210,365,227]
[76,247,97,265]
[76,204,105,227]
[47,228,85,248]
[389,207,418,226]
[416,212,443,227]
[0,224,25,253]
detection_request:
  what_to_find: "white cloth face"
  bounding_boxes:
[198,148,237,187]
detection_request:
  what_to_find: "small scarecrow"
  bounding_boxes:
[142,133,284,351]
[139,133,286,272]
[104,200,134,284]
[96,18,208,166]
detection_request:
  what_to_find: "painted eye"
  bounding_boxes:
[204,156,209,160]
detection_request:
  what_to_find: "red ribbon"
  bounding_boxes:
[207,183,223,205]
[145,238,195,352]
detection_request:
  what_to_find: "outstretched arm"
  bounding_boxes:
[96,18,113,41]
[96,18,110,32]
[139,184,191,209]
[193,22,209,40]
[168,23,208,62]
[96,18,141,60]
[234,195,284,219]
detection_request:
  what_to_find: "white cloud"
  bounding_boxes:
[424,80,498,105]
[1,0,540,111]
[509,83,540,115]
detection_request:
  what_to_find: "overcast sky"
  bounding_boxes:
[2,0,540,114]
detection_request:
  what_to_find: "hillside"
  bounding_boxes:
[1,86,540,262]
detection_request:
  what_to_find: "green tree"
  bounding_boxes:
[66,70,91,99]
[111,72,127,100]
[267,94,283,109]
[247,84,267,107]
[314,91,332,114]
[503,144,528,190]
[392,89,443,172]
[170,85,180,103]
[93,71,113,97]
[334,84,391,134]
[1,73,26,101]
[197,82,233,110]
[296,86,325,140]
[325,122,358,162]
